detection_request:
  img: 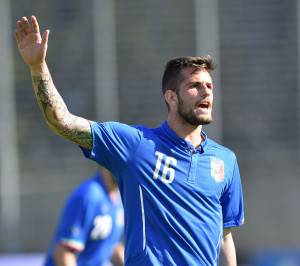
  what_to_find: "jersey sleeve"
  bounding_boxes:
[220,157,244,228]
[81,122,142,175]
[55,194,97,252]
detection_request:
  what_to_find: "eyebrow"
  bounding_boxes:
[187,81,203,86]
[187,81,213,87]
[188,81,200,86]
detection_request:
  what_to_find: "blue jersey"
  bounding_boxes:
[81,121,244,266]
[44,173,124,266]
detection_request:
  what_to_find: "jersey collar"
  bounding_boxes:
[160,121,207,153]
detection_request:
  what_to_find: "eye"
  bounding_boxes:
[206,82,213,89]
[190,82,200,88]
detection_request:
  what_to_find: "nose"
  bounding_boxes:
[201,82,213,97]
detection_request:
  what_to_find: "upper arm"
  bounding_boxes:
[49,114,94,149]
[31,72,93,149]
[81,122,142,174]
[220,228,237,266]
[55,192,96,252]
[221,156,244,228]
[54,244,78,266]
[223,228,233,240]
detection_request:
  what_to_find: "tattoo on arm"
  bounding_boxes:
[32,75,93,149]
[33,75,52,113]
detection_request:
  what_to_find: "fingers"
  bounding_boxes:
[15,15,49,48]
[41,30,50,48]
[31,15,40,34]
[17,20,25,34]
[21,17,31,35]
[15,20,25,43]
[15,15,38,37]
[16,17,30,40]
[15,29,21,43]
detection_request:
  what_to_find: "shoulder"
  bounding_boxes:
[69,176,104,206]
[206,138,237,162]
[91,121,147,140]
[92,121,145,133]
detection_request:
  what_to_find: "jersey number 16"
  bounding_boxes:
[152,151,177,184]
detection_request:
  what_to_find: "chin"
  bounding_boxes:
[197,116,213,125]
[200,120,212,126]
[186,117,213,127]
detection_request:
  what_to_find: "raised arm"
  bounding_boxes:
[15,16,93,149]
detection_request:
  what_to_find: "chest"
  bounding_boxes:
[131,139,231,198]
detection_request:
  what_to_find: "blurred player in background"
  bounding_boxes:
[44,167,124,266]
[15,16,244,266]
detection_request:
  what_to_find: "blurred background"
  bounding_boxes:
[1,0,300,265]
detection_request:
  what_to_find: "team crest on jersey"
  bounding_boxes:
[210,157,224,182]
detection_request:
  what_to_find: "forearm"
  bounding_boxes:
[221,229,237,266]
[30,63,92,148]
[30,63,69,130]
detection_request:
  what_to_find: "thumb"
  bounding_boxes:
[41,29,50,48]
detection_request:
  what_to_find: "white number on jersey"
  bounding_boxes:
[90,214,112,240]
[153,151,177,184]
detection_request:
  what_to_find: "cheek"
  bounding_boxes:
[180,89,198,100]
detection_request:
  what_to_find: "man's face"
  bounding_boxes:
[176,67,213,126]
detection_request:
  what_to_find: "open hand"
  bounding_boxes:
[15,16,49,68]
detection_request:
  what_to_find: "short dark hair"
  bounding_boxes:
[161,55,215,95]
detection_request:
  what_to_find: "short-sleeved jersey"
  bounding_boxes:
[81,121,244,266]
[44,173,124,266]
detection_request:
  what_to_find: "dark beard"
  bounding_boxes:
[177,95,213,126]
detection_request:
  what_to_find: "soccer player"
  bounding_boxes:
[44,167,124,266]
[15,16,244,266]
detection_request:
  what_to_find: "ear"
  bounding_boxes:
[164,90,178,108]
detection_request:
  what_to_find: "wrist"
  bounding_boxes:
[30,62,48,75]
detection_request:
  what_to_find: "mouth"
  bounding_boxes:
[196,101,211,110]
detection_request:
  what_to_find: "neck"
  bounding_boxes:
[167,114,203,148]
